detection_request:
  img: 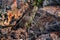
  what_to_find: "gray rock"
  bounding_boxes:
[43,0,60,6]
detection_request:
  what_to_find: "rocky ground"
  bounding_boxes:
[0,0,60,40]
[0,6,60,40]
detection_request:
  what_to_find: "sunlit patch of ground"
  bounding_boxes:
[0,0,28,26]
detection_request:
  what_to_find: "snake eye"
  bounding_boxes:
[6,6,11,10]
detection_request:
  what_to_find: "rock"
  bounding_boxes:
[43,0,60,6]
